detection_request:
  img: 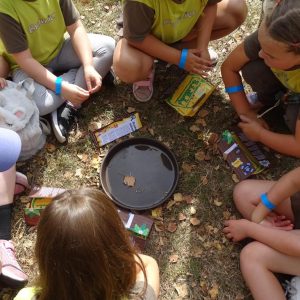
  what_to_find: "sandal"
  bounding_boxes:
[14,172,29,195]
[132,67,155,102]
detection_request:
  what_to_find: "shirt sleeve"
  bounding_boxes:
[123,1,154,41]
[59,0,80,26]
[207,0,223,4]
[0,13,28,53]
[244,30,261,61]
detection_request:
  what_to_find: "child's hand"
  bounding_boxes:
[223,219,250,242]
[238,115,264,141]
[84,65,102,94]
[0,78,7,89]
[62,82,90,107]
[185,49,212,76]
[260,214,294,231]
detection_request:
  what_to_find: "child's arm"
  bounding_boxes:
[135,254,160,298]
[67,20,101,94]
[224,219,300,257]
[0,56,9,89]
[221,42,259,120]
[251,167,300,223]
[12,49,89,106]
[0,56,9,78]
[239,116,300,158]
[128,35,211,75]
[196,4,217,60]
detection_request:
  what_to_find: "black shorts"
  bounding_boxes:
[291,192,300,229]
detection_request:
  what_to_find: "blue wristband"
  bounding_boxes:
[225,85,244,94]
[179,48,188,69]
[260,193,276,210]
[55,77,62,95]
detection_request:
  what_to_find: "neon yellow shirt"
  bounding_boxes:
[0,0,66,70]
[272,67,300,93]
[125,0,209,44]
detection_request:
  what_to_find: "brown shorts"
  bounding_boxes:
[291,192,300,229]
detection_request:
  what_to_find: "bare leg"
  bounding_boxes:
[113,39,154,83]
[212,0,248,40]
[233,179,295,222]
[241,237,300,300]
[0,166,16,206]
[178,0,247,48]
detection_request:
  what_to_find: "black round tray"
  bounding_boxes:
[100,137,179,210]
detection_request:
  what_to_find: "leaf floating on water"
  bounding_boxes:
[123,175,136,187]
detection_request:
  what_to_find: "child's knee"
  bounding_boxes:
[227,0,248,29]
[240,242,264,269]
[233,181,249,206]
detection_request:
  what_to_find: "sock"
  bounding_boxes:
[0,204,12,240]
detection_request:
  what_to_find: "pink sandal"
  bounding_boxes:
[14,172,29,195]
[132,67,155,102]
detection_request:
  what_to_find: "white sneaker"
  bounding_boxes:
[285,276,300,300]
[208,48,218,66]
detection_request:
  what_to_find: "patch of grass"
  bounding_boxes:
[8,1,300,300]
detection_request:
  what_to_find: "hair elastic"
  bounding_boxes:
[179,48,188,69]
[260,193,276,210]
[55,77,62,95]
[225,85,244,94]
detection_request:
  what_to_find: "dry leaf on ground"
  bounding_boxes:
[208,283,219,300]
[189,125,201,132]
[167,222,177,233]
[190,218,201,226]
[195,150,206,161]
[190,206,196,215]
[151,207,163,219]
[181,162,194,173]
[213,199,223,207]
[45,143,56,153]
[232,174,240,183]
[174,193,183,203]
[174,283,189,298]
[198,109,209,118]
[127,106,136,113]
[178,213,186,221]
[169,254,179,263]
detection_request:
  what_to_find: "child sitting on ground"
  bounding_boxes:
[113,0,247,102]
[14,188,160,300]
[0,127,28,287]
[221,0,300,157]
[224,167,300,300]
[0,0,115,143]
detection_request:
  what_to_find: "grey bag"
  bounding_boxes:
[0,79,50,160]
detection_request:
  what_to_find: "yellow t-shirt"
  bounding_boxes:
[0,0,67,70]
[14,287,41,300]
[271,67,300,93]
[123,0,216,44]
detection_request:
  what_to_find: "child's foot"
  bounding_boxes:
[132,67,155,102]
[51,102,78,143]
[14,172,29,195]
[0,240,28,287]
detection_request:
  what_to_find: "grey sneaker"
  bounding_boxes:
[51,102,78,143]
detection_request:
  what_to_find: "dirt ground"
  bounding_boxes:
[2,0,300,299]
